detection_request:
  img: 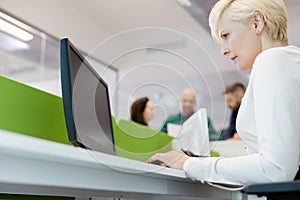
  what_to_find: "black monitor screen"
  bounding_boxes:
[60,38,115,155]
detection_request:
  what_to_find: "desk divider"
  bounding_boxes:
[0,76,70,145]
[0,76,172,162]
[113,118,173,161]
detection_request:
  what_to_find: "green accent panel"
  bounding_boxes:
[0,76,71,145]
[0,76,215,162]
[210,150,220,157]
[112,118,173,162]
[0,194,74,200]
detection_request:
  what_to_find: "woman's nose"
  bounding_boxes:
[221,46,230,56]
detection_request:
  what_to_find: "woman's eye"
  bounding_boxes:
[221,33,229,39]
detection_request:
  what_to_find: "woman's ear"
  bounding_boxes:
[252,11,265,34]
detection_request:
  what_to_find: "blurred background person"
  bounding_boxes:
[160,88,219,141]
[130,97,154,126]
[222,82,245,140]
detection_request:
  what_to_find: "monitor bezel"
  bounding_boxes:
[60,38,115,151]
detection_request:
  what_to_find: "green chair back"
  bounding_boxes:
[113,119,173,161]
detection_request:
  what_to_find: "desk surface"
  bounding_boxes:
[0,129,244,200]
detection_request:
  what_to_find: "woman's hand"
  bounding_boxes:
[147,150,190,170]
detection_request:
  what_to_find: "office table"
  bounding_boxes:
[0,129,256,200]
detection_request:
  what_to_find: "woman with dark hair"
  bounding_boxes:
[130,97,154,126]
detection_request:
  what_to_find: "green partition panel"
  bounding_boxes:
[113,118,173,162]
[0,76,173,162]
[0,76,70,145]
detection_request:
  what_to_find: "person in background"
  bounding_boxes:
[160,88,220,141]
[148,0,300,184]
[222,82,245,140]
[130,97,154,126]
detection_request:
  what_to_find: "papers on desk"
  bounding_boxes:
[168,109,210,157]
[167,123,182,137]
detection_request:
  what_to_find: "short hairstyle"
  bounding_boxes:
[130,97,149,126]
[209,0,288,43]
[224,82,245,95]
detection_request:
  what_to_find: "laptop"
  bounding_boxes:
[60,38,115,155]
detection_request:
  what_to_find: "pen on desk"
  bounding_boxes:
[181,149,209,157]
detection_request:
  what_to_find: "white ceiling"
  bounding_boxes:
[1,0,298,71]
[0,0,227,68]
[1,0,298,73]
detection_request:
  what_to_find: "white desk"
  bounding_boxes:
[0,129,251,200]
[210,140,247,157]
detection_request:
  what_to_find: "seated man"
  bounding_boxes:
[160,88,220,141]
[223,82,245,140]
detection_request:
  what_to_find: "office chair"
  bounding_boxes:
[242,180,300,199]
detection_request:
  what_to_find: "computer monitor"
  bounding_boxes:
[60,38,115,155]
[171,108,210,157]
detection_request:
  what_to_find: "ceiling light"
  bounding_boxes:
[0,18,33,42]
[0,31,30,51]
[177,0,192,7]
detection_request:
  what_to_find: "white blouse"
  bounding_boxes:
[184,45,300,185]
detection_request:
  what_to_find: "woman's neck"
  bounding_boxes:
[261,37,288,51]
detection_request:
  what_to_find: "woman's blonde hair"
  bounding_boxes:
[209,0,288,43]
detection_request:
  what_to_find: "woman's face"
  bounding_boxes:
[218,14,262,71]
[143,101,154,124]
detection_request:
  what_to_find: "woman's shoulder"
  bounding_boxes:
[250,45,300,85]
[253,45,300,71]
[255,45,300,63]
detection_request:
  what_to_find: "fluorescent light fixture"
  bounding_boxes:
[0,18,33,42]
[177,0,192,7]
[0,31,30,51]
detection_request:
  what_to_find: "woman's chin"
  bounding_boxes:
[237,64,251,71]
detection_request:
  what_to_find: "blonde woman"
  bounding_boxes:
[148,0,300,185]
